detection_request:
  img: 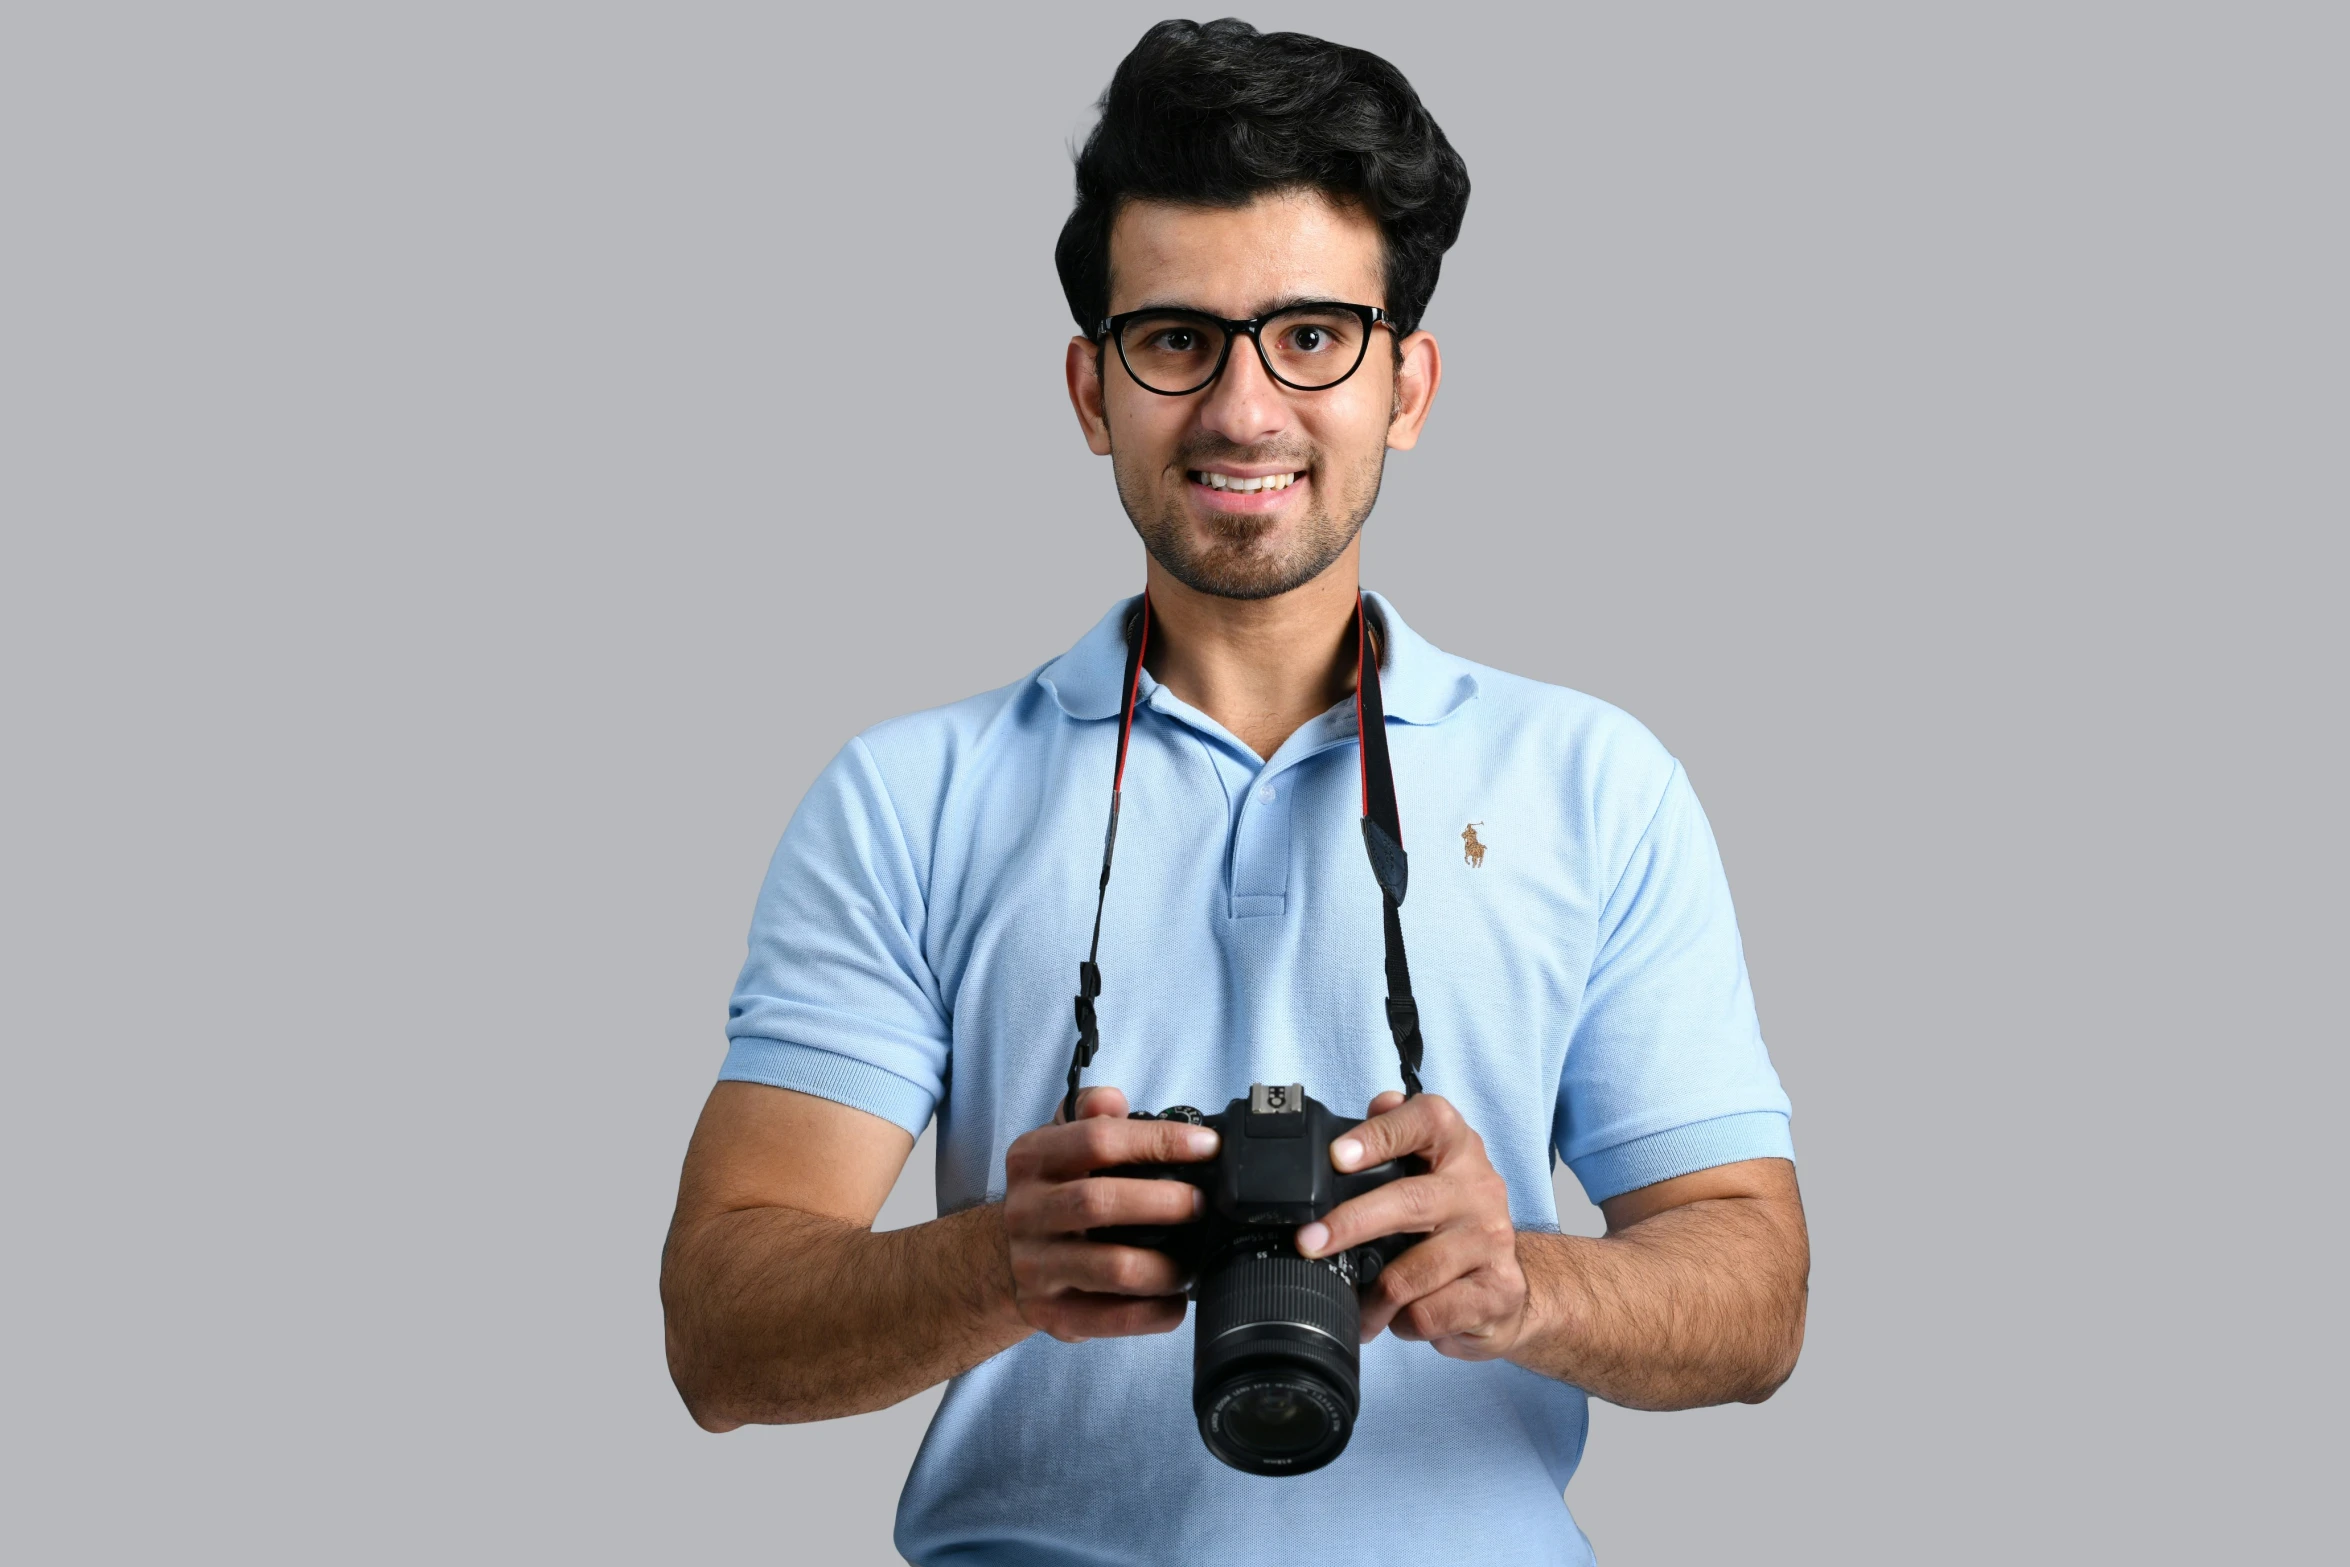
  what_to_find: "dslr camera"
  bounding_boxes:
[1094,1083,1423,1475]
[1063,596,1434,1476]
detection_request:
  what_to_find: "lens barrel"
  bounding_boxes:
[1192,1247,1362,1475]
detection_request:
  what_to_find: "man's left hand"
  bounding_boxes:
[1295,1091,1530,1360]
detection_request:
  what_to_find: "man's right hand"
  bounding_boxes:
[1001,1086,1221,1342]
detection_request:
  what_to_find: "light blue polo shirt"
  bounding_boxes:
[722,593,1793,1567]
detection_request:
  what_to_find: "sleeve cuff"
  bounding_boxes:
[718,1036,937,1138]
[1566,1110,1794,1204]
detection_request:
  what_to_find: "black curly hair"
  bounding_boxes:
[1055,18,1470,338]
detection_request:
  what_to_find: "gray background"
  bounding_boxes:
[3,3,2339,1562]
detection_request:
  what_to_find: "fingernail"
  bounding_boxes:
[1185,1129,1220,1157]
[1333,1138,1363,1170]
[1297,1222,1330,1257]
[1191,1187,1206,1217]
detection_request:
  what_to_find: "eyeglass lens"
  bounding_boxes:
[1117,307,1371,394]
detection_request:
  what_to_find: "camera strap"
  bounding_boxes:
[1354,598,1425,1099]
[1065,593,1153,1123]
[1063,591,1421,1123]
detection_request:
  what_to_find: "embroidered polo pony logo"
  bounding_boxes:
[1461,822,1487,869]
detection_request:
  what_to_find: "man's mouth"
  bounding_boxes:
[1188,469,1303,493]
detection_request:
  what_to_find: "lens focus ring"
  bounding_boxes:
[1197,1252,1359,1348]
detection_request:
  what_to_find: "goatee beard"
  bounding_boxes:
[1116,449,1385,602]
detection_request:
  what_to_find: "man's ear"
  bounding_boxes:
[1385,330,1442,452]
[1066,336,1114,456]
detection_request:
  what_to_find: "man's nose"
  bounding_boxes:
[1194,334,1290,448]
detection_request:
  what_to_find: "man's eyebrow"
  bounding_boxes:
[1264,293,1359,313]
[1122,294,1356,318]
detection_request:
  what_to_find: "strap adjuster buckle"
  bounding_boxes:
[1384,995,1423,1080]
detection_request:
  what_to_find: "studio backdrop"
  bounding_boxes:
[3,4,2337,1563]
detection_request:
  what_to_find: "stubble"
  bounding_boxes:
[1112,436,1387,602]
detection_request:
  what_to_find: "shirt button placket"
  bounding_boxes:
[1230,769,1291,919]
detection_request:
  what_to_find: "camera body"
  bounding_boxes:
[1094,1083,1424,1475]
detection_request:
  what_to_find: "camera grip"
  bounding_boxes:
[1088,1159,1214,1267]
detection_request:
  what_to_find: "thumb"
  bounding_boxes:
[1335,1091,1442,1171]
[1075,1085,1131,1121]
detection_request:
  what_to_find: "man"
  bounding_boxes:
[662,19,1806,1565]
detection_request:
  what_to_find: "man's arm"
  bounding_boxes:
[660,1081,1218,1430]
[1513,1159,1807,1409]
[660,1083,1018,1430]
[1299,1092,1808,1411]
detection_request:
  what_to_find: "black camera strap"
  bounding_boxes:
[1353,599,1425,1099]
[1062,591,1421,1123]
[1065,593,1153,1123]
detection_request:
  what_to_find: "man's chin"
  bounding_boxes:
[1168,561,1311,601]
[1146,531,1339,602]
[1119,468,1368,602]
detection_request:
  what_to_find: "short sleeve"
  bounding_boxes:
[1557,762,1794,1202]
[720,737,948,1136]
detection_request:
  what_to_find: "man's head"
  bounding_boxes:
[1060,20,1469,602]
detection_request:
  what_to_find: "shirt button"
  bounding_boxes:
[1256,785,1277,805]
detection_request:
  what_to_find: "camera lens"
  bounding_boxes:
[1213,1377,1339,1458]
[1193,1245,1361,1475]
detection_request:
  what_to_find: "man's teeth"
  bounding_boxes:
[1193,471,1299,492]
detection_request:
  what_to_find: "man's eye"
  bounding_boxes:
[1152,330,1202,353]
[1289,326,1328,352]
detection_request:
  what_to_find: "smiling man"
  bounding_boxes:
[1082,192,1411,617]
[662,19,1806,1565]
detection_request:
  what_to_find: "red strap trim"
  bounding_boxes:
[1114,594,1152,792]
[1354,596,1371,818]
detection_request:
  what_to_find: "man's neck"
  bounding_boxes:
[1140,544,1363,762]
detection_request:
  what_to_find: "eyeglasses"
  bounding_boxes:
[1096,302,1391,396]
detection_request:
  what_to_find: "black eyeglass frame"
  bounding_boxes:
[1094,302,1392,396]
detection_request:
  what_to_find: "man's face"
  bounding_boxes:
[1066,191,1439,601]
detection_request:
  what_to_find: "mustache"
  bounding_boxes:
[1175,436,1315,471]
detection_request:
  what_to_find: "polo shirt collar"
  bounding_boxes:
[1037,590,1479,726]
